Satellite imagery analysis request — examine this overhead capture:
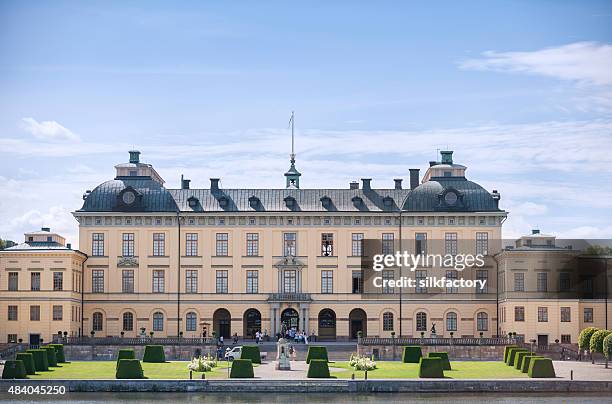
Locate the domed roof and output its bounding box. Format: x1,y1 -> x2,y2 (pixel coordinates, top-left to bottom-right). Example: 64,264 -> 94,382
79,178 -> 178,212
402,177 -> 500,212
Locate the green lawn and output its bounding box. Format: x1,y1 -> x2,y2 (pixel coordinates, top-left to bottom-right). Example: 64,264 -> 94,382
23,360 -> 526,380
28,361 -> 234,380
329,361 -> 529,379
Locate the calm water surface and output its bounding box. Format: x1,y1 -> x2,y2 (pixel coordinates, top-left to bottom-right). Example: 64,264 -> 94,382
0,392 -> 609,404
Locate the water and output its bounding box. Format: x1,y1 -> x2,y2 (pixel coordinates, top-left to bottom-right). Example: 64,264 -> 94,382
0,392 -> 609,403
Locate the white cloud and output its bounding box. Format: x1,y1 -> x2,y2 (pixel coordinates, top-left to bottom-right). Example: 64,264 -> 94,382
19,117 -> 80,141
459,42 -> 612,86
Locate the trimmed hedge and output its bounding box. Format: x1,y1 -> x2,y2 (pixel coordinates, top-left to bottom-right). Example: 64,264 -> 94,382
230,359 -> 254,378
418,357 -> 444,378
117,349 -> 136,361
307,359 -> 331,378
142,345 -> 166,363
26,349 -> 49,372
49,344 -> 66,363
402,346 -> 422,363
528,358 -> 556,378
241,345 -> 262,364
521,355 -> 544,373
506,348 -> 527,366
306,346 -> 329,364
2,360 -> 27,379
116,359 -> 145,379
428,352 -> 451,370
503,345 -> 518,363
15,353 -> 36,375
41,346 -> 58,367
604,333 -> 612,360
589,329 -> 611,354
514,351 -> 532,370
578,327 -> 599,351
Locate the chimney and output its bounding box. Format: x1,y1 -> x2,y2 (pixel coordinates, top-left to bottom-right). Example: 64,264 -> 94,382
66,243 -> 72,249
210,178 -> 220,193
532,229 -> 540,235
41,227 -> 50,232
350,181 -> 359,190
181,175 -> 190,190
491,189 -> 500,208
361,178 -> 371,191
394,179 -> 403,190
129,150 -> 140,164
409,169 -> 420,190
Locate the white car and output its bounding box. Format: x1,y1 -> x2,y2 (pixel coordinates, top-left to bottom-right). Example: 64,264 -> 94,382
223,346 -> 267,361
224,346 -> 242,361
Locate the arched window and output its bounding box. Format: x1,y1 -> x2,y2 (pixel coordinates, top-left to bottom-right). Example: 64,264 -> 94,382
92,312 -> 103,331
416,312 -> 427,332
153,312 -> 164,331
382,312 -> 394,331
477,312 -> 488,331
446,312 -> 457,332
122,312 -> 134,331
186,312 -> 197,332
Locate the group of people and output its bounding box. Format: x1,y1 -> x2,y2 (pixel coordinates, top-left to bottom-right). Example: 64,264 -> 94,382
254,330 -> 269,344
284,328 -> 309,344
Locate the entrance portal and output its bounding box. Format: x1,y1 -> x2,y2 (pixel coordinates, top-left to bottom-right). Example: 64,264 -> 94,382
349,308 -> 367,339
243,308 -> 262,339
281,308 -> 299,332
213,308 -> 231,338
318,309 -> 336,341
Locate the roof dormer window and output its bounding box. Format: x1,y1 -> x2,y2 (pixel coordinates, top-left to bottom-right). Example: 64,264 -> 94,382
320,196 -> 332,210
187,196 -> 199,209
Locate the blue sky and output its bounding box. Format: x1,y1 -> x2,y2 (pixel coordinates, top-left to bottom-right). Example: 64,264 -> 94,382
1,1 -> 611,246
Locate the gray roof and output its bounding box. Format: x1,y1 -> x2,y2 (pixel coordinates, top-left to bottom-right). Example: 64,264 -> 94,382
4,242 -> 72,251
77,175 -> 503,214
403,177 -> 500,212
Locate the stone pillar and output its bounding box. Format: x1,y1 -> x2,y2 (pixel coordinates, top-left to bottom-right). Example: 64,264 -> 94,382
269,306 -> 275,335
304,306 -> 310,335
275,305 -> 281,335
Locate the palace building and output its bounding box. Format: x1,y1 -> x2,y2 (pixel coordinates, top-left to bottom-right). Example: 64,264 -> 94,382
2,149 -> 608,345
70,149 -> 506,341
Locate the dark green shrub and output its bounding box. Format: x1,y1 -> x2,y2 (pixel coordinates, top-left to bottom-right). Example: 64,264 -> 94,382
514,351 -> 532,370
41,346 -> 58,367
578,327 -> 599,351
116,349 -> 136,368
506,348 -> 527,366
503,345 -> 518,363
49,344 -> 66,363
307,359 -> 331,378
418,357 -> 444,378
402,346 -> 422,363
2,360 -> 27,379
26,349 -> 49,371
230,359 -> 254,378
528,358 -> 556,378
116,359 -> 144,379
240,345 -> 262,364
520,355 -> 543,373
603,333 -> 612,360
15,353 -> 36,375
589,330 -> 611,354
428,352 -> 451,370
306,346 -> 329,364
142,345 -> 165,363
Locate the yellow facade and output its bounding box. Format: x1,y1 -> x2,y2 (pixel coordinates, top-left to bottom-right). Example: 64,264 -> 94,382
0,229 -> 86,344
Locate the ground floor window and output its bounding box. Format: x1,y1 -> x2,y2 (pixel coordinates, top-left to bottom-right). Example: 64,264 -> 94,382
153,312 -> 164,331
382,312 -> 394,331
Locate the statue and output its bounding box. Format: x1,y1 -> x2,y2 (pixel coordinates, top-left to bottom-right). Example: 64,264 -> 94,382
275,337 -> 291,370
430,323 -> 437,338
